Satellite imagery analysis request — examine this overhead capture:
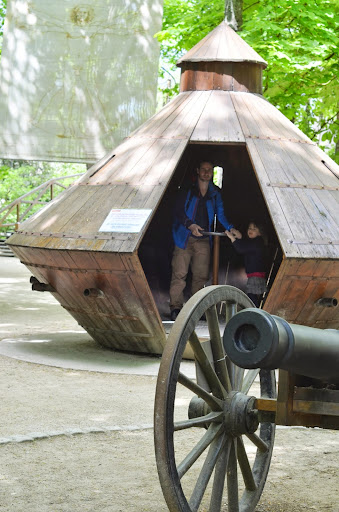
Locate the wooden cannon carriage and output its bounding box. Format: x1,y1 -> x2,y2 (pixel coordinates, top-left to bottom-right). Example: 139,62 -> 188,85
7,22 -> 339,355
154,285 -> 339,512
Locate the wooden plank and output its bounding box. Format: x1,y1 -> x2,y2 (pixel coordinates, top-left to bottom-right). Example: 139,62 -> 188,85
233,63 -> 260,93
135,91 -> 197,140
277,277 -> 314,322
283,258 -> 322,277
8,232 -> 55,250
82,275 -> 152,343
113,137 -> 175,184
292,278 -> 326,325
295,189 -> 339,255
275,188 -> 332,258
24,185 -> 98,235
91,137 -> 158,185
255,398 -> 277,412
294,387 -> 339,403
161,90 -> 210,140
186,27 -> 216,60
231,92 -> 268,139
276,370 -> 296,426
77,149 -> 116,184
72,250 -> 126,271
289,141 -> 339,188
296,278 -> 339,327
245,139 -> 301,257
47,185 -> 114,236
263,257 -> 293,314
275,143 -> 339,241
293,400 -> 339,417
253,138 -> 305,187
121,253 -> 165,341
191,90 -> 245,143
249,139 -> 335,258
128,92 -> 191,138
14,185 -> 95,235
222,64 -> 233,91
249,93 -> 311,142
211,64 -> 224,90
58,185 -> 136,237
264,259 -> 310,318
45,236 -> 107,252
180,68 -> 195,92
267,182 -> 339,191
195,65 -> 214,91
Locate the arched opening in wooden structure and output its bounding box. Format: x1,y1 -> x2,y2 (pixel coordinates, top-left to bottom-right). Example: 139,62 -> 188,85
138,142 -> 282,319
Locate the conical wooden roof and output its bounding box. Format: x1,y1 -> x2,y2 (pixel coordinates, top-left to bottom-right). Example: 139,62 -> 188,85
177,21 -> 267,67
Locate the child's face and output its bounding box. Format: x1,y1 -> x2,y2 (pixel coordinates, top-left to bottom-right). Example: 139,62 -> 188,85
247,223 -> 261,238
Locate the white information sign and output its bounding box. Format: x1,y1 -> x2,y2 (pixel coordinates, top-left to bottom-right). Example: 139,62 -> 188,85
99,209 -> 152,233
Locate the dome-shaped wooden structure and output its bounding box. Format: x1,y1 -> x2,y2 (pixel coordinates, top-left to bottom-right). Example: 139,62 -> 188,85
8,21 -> 339,353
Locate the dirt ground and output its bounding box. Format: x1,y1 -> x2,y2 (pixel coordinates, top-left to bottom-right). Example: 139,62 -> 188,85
0,257 -> 338,511
0,356 -> 338,512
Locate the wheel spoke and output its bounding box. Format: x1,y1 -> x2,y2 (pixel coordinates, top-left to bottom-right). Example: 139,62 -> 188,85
210,436 -> 232,511
189,330 -> 227,399
242,369 -> 260,394
206,305 -> 232,393
225,301 -> 237,323
245,432 -> 269,452
174,411 -> 223,431
225,357 -> 237,390
227,438 -> 239,512
237,436 -> 257,491
178,372 -> 223,411
189,432 -> 226,511
234,366 -> 245,391
177,423 -> 223,479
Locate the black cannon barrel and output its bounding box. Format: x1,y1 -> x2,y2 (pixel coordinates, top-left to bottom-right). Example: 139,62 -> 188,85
224,308 -> 339,383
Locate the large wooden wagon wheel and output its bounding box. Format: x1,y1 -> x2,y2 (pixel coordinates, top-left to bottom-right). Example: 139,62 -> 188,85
154,285 -> 276,512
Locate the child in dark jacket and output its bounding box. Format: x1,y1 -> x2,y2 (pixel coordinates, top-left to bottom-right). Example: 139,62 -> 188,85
226,221 -> 267,307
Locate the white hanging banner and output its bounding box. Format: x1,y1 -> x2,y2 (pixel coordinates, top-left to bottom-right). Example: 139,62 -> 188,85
0,0 -> 163,163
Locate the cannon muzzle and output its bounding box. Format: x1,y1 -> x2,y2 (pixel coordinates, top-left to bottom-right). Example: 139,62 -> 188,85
224,309 -> 339,383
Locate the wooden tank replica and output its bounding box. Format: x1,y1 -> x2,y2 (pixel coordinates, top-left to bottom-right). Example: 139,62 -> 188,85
7,22 -> 339,356
6,21 -> 339,512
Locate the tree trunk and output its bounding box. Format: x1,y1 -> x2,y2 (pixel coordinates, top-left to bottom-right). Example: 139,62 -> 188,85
224,0 -> 243,31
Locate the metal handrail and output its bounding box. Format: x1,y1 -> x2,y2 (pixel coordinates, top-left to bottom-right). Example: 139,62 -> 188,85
0,173 -> 84,231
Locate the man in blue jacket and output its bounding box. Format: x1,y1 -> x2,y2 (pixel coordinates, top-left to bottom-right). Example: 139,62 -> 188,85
169,160 -> 234,321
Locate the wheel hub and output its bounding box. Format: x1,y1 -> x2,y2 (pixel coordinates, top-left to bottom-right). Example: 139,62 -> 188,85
188,391 -> 259,436
223,391 -> 259,436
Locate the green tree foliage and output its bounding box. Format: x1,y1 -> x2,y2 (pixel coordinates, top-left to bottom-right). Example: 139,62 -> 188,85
157,0 -> 339,162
